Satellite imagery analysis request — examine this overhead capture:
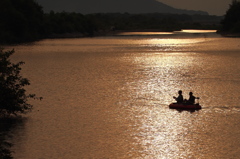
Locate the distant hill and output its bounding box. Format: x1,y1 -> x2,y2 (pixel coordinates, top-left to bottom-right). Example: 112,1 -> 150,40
36,0 -> 208,15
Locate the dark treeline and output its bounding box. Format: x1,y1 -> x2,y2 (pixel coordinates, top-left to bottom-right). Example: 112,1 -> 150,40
0,0 -> 96,43
220,0 -> 240,34
43,11 -> 97,38
0,0 -> 45,43
0,0 -> 222,44
88,13 -> 221,32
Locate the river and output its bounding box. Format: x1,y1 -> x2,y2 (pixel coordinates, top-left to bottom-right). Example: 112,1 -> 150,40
2,30 -> 240,158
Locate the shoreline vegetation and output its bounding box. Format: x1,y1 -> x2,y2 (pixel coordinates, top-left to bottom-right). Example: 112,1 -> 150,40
1,0 -> 240,44
217,0 -> 240,37
0,0 -> 239,158
0,48 -> 42,158
0,0 -> 225,45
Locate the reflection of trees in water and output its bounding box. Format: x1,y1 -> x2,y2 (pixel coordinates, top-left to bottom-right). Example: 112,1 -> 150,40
0,117 -> 26,159
0,138 -> 12,159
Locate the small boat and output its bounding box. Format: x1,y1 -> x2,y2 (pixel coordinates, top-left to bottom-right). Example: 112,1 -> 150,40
169,103 -> 202,110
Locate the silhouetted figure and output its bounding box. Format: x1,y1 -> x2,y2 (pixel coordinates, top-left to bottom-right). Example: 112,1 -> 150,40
173,90 -> 184,104
187,92 -> 196,104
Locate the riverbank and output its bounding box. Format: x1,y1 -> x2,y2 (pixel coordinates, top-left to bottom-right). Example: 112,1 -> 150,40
216,28 -> 240,37
217,31 -> 240,37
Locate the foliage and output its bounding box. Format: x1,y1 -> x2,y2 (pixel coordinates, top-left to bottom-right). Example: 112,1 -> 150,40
0,0 -> 45,43
0,138 -> 13,159
43,11 -> 97,37
0,0 -> 222,44
85,13 -> 221,32
221,0 -> 240,33
0,48 -> 40,117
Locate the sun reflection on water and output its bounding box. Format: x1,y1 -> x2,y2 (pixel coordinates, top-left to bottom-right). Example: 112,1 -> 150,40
180,29 -> 217,33
123,37 -> 208,157
9,33 -> 240,159
117,32 -> 174,36
147,38 -> 207,46
127,103 -> 201,158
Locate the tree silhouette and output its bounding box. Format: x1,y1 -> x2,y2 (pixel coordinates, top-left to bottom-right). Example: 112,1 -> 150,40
0,48 -> 41,117
0,0 -> 44,43
221,0 -> 240,33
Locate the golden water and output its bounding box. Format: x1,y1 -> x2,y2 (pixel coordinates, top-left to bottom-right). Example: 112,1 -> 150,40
3,31 -> 240,158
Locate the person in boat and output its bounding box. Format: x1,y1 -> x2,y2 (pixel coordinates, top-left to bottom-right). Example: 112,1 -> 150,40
173,90 -> 184,104
186,92 -> 196,104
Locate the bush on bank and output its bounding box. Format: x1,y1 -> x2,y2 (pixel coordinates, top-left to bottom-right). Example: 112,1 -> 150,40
0,48 -> 41,117
220,0 -> 240,34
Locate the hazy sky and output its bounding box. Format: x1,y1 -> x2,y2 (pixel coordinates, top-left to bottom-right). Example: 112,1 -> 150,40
158,0 -> 232,15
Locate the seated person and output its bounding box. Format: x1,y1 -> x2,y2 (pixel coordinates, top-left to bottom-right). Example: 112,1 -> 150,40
173,90 -> 184,104
187,92 -> 196,104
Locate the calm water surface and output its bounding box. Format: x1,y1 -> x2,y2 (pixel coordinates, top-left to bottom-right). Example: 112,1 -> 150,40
4,31 -> 240,158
